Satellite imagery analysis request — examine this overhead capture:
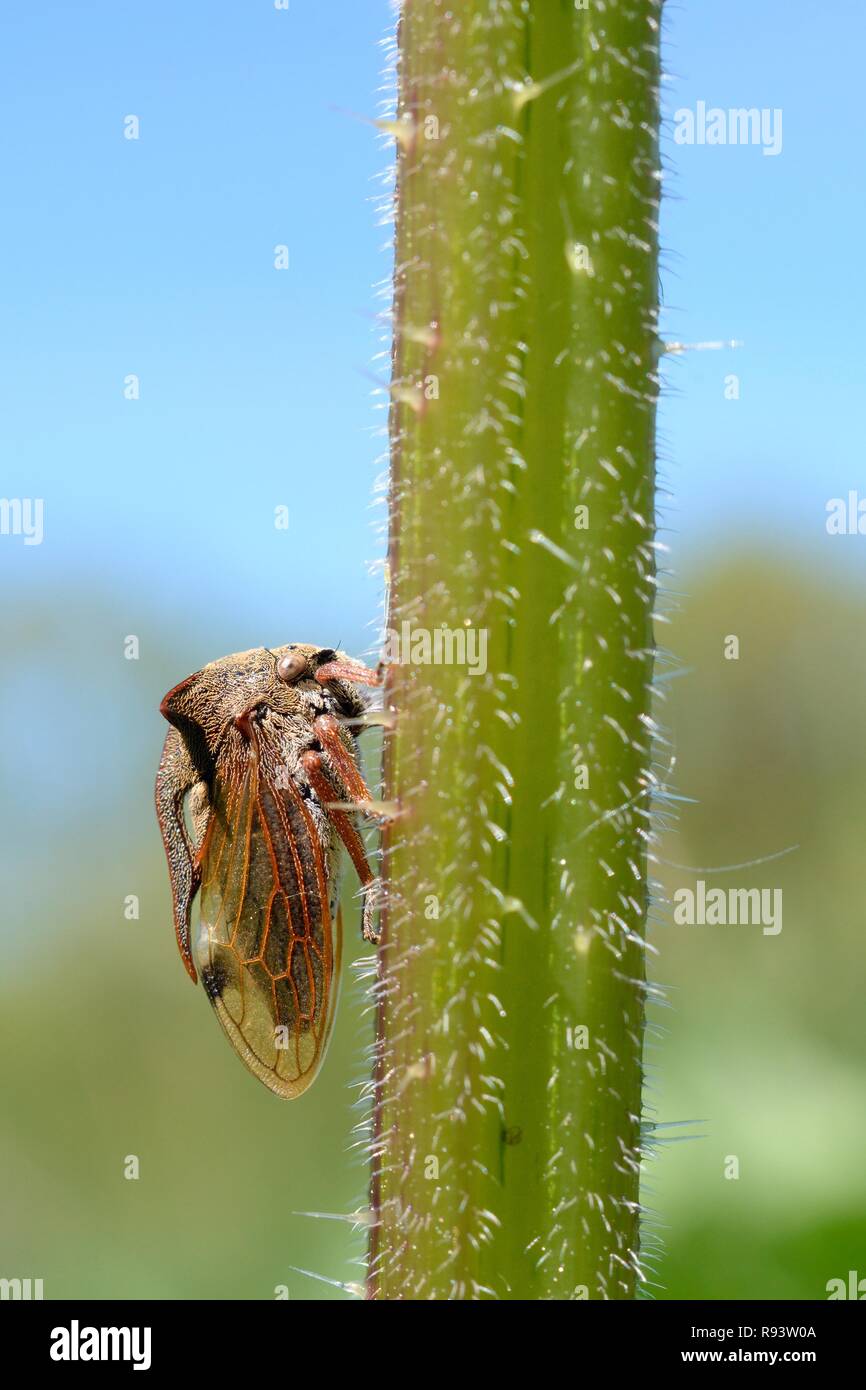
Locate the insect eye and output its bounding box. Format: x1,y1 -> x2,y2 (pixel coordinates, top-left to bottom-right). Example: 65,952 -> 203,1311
276,651 -> 307,684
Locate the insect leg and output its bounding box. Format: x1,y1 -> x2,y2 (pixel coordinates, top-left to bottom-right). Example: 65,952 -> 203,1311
300,749 -> 382,943
313,713 -> 372,804
310,711 -> 396,824
155,726 -> 210,982
314,657 -> 384,688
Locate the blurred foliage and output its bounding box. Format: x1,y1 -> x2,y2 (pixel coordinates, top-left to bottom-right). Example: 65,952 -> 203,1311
1,551 -> 863,1299
649,551 -> 866,1299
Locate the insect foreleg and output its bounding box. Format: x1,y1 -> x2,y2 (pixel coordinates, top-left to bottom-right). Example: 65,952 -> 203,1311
300,749 -> 382,944
311,712 -> 394,824
314,658 -> 384,688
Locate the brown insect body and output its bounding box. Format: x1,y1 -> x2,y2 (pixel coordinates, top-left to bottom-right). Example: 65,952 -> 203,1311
155,643 -> 382,1099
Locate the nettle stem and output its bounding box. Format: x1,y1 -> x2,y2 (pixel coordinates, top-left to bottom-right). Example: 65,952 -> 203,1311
368,0 -> 661,1300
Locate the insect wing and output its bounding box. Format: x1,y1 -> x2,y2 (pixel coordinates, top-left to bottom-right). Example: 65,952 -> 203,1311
195,727 -> 341,1098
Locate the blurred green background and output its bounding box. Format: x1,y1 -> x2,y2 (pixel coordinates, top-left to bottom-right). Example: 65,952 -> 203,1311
647,552 -> 866,1299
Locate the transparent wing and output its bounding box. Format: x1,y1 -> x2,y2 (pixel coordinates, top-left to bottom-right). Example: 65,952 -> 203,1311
195,726 -> 341,1098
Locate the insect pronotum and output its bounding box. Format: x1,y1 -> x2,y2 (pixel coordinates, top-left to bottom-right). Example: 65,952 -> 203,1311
155,643 -> 385,1099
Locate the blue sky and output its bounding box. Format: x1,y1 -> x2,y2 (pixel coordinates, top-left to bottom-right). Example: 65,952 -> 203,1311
2,0 -> 864,659
1,0 -> 396,659
659,0 -> 866,560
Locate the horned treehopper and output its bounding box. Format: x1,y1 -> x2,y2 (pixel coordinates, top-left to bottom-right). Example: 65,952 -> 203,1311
155,644 -> 384,1098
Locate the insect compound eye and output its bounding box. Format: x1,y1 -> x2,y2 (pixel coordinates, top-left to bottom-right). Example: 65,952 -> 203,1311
276,651 -> 308,684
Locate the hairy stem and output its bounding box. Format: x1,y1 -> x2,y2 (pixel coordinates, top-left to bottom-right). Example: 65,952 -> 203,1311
368,0 -> 661,1301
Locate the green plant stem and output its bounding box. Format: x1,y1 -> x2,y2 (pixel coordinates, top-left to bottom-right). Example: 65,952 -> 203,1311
368,0 -> 661,1300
